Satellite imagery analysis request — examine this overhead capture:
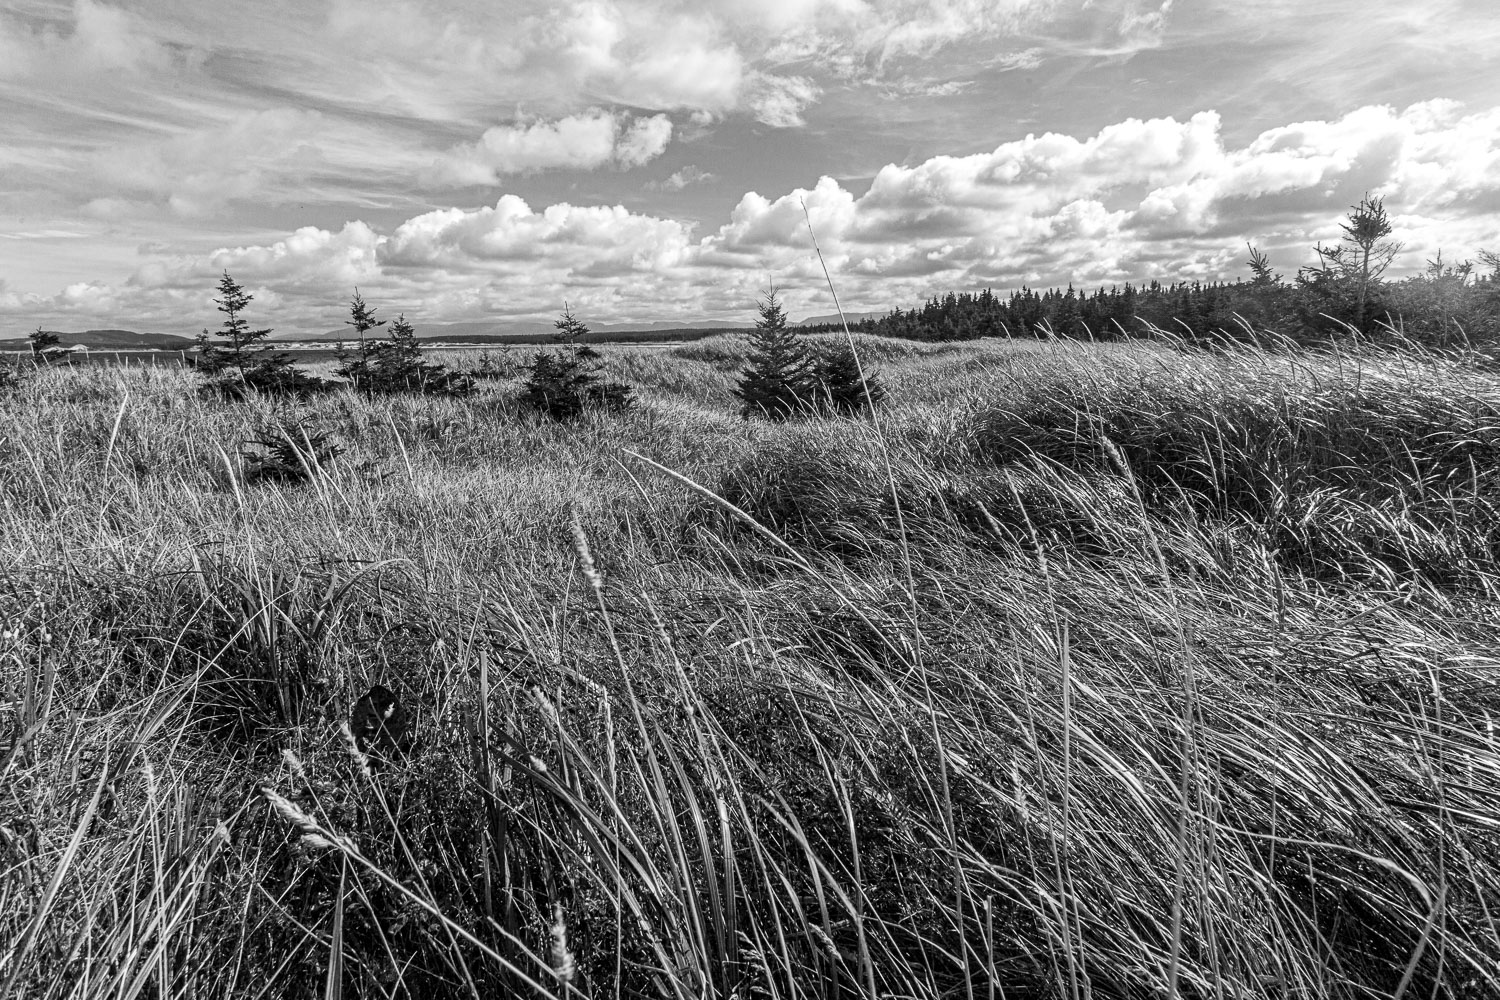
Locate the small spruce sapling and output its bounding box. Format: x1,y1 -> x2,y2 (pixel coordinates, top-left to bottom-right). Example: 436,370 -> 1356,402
734,285 -> 815,420
333,290 -> 387,391
28,326 -> 65,366
1296,195 -> 1403,334
519,305 -> 634,419
380,313 -> 421,384
811,340 -> 886,415
1239,242 -> 1290,337
241,423 -> 343,486
470,347 -> 519,380
377,314 -> 475,396
1338,194 -> 1402,321
1246,244 -> 1280,286
195,271 -> 274,378
194,271 -> 323,395
334,296 -> 475,396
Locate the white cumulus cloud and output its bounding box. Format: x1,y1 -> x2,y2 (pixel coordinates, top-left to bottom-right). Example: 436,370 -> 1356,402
9,100 -> 1500,336
382,196 -> 694,272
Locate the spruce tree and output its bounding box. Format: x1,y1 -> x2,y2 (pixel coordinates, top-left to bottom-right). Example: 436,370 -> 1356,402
1246,244 -> 1280,286
1297,195 -> 1403,334
28,326 -> 65,366
333,290 -> 386,391
242,423 -> 343,486
333,295 -> 474,397
194,271 -> 318,395
195,271 -> 273,377
375,314 -> 475,396
519,305 -> 633,419
734,285 -> 814,420
373,313 -> 422,388
811,340 -> 886,415
1337,194 -> 1402,322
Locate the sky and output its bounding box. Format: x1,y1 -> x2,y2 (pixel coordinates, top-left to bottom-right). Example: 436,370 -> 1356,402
2,0 -> 1499,336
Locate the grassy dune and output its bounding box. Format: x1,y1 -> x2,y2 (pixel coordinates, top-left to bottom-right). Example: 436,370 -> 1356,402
2,334 -> 1499,998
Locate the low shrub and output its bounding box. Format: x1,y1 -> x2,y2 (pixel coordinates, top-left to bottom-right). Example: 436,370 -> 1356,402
335,297 -> 475,397
519,307 -> 635,419
28,326 -> 68,366
193,271 -> 330,398
469,347 -> 522,380
199,365 -> 333,399
519,347 -> 634,419
810,340 -> 887,415
241,423 -> 343,486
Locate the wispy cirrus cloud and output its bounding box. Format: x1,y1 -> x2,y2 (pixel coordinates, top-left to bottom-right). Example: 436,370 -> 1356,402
0,230 -> 89,240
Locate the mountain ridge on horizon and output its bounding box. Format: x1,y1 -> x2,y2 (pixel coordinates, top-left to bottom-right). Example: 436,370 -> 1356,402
5,310 -> 891,350
292,311 -> 889,342
0,328 -> 196,351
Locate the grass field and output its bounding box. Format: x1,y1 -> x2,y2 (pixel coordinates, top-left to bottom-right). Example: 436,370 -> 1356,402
3,331 -> 1499,998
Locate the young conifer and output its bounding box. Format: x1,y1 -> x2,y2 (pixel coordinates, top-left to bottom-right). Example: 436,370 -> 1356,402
1246,243 -> 1280,286
734,285 -> 814,420
470,347 -> 519,381
241,423 -> 343,486
519,305 -> 633,418
374,313 -> 422,388
333,290 -> 386,391
376,314 -> 475,396
195,271 -> 274,377
332,296 -> 473,396
812,340 -> 886,415
194,271 -> 320,395
28,326 -> 65,366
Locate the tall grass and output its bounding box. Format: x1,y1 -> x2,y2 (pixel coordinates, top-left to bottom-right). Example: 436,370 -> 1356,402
2,338 -> 1499,998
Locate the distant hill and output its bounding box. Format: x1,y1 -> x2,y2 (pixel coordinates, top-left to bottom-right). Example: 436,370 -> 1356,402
284,318 -> 748,344
795,310 -> 888,327
0,329 -> 196,351
3,315 -> 880,353
286,320 -> 531,343
597,319 -> 745,335
278,313 -> 891,342
408,327 -> 749,346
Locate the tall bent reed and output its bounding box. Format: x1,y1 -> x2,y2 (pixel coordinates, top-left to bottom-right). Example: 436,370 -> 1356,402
3,340 -> 1500,998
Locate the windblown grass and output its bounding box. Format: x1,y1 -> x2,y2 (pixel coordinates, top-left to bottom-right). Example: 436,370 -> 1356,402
963,342 -> 1500,587
3,336 -> 1500,998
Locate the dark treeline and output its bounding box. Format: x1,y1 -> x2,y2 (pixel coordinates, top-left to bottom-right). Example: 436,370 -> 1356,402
834,272 -> 1500,346
805,199 -> 1500,347
807,280 -> 1290,342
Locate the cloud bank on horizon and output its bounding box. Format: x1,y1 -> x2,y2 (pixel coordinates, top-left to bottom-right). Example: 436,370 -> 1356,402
2,0 -> 1498,334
